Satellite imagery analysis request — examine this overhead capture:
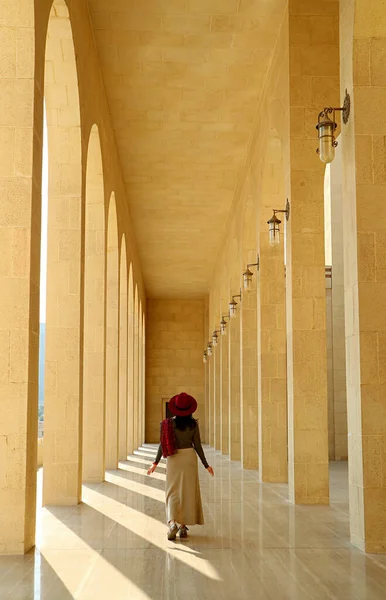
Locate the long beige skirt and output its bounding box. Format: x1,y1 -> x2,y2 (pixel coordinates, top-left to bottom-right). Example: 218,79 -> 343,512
165,448 -> 204,525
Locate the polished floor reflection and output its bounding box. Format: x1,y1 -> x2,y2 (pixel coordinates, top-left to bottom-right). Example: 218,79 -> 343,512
1,448 -> 386,599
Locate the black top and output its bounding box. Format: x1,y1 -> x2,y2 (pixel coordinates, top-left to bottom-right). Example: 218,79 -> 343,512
154,419 -> 209,468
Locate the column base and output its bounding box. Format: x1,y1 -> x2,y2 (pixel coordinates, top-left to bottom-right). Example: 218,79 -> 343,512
350,534 -> 365,552
0,541 -> 34,556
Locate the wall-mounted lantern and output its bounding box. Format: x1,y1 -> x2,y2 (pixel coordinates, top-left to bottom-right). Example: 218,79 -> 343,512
243,256 -> 260,291
316,90 -> 350,163
229,291 -> 241,318
207,342 -> 213,356
220,314 -> 230,335
267,200 -> 290,247
203,351 -> 207,364
212,330 -> 220,347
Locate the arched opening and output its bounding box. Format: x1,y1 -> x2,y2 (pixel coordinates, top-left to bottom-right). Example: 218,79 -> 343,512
43,0 -> 82,506
105,193 -> 119,469
127,264 -> 134,455
133,285 -> 139,451
119,237 -> 128,460
82,124 -> 105,483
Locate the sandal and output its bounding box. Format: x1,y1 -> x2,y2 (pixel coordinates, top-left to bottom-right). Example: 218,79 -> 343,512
167,522 -> 178,540
178,526 -> 189,539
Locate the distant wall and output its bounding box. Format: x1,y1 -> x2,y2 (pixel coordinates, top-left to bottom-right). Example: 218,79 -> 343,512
145,299 -> 205,443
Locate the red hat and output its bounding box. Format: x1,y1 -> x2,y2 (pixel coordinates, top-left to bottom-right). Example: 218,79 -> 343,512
168,392 -> 197,416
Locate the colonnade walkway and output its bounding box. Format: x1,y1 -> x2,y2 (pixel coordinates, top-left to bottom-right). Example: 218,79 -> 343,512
1,448 -> 386,599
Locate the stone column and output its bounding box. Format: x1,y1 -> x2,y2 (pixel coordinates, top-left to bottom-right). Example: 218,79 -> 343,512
105,198 -> 119,470
133,294 -> 139,451
138,309 -> 143,449
230,313 -> 241,461
203,299 -> 209,444
0,0 -> 38,553
257,242 -> 287,481
340,0 -> 386,553
285,0 -> 340,504
43,189 -> 83,504
127,269 -> 134,454
221,332 -> 229,454
208,359 -> 214,446
82,127 -> 105,483
242,286 -> 259,470
43,4 -> 85,505
136,313 -> 140,450
118,247 -> 128,461
214,343 -> 221,450
204,362 -> 209,444
142,315 -> 146,445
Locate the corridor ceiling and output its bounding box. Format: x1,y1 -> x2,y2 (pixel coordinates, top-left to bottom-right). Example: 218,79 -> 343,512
87,0 -> 285,298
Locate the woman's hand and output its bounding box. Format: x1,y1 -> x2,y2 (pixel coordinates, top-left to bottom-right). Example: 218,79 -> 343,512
147,463 -> 157,476
207,466 -> 214,476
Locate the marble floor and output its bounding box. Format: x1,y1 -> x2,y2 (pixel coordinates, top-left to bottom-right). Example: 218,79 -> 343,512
1,447 -> 386,599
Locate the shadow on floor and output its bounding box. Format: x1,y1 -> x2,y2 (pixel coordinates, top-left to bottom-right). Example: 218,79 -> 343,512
83,479 -> 166,525
0,549 -> 74,599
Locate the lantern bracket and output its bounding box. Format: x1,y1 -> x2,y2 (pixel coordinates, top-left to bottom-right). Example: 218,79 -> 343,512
246,255 -> 260,272
316,90 -> 350,153
271,199 -> 290,222
321,89 -> 350,125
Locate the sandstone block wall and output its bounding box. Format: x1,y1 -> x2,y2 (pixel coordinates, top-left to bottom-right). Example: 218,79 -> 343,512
145,299 -> 205,443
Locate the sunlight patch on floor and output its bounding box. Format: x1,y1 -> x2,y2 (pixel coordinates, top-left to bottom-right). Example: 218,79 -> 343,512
83,487 -> 222,581
105,472 -> 165,502
39,512 -> 152,599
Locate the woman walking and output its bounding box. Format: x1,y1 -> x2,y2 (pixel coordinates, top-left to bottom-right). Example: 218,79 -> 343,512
147,392 -> 214,540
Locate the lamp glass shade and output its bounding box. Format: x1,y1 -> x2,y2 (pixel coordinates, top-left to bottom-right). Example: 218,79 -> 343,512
220,319 -> 227,335
203,352 -> 207,364
207,343 -> 212,356
317,121 -> 336,164
212,332 -> 218,347
229,301 -> 237,318
269,223 -> 280,247
243,268 -> 253,291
